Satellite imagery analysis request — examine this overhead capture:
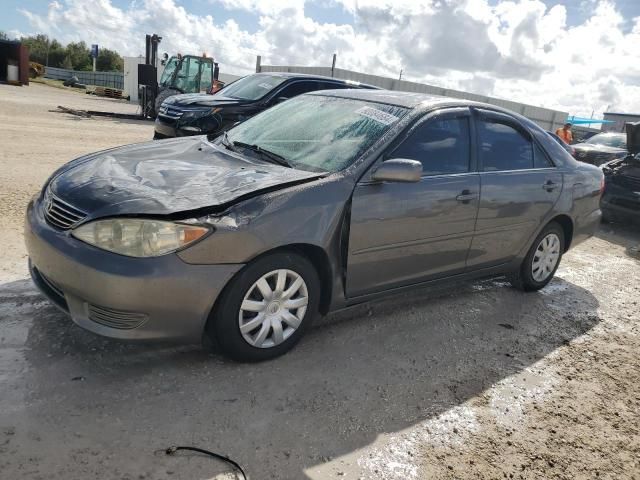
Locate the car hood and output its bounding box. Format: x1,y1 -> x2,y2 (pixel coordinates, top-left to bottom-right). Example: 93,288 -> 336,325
48,136 -> 322,219
165,93 -> 251,108
573,142 -> 627,154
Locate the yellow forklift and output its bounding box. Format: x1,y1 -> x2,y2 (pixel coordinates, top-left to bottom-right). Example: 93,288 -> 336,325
139,34 -> 220,118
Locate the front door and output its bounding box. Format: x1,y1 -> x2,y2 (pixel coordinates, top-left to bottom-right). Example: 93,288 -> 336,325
466,109 -> 563,269
346,108 -> 480,297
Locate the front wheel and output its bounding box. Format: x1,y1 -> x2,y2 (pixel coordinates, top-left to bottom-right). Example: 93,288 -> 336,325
508,222 -> 565,292
206,252 -> 320,362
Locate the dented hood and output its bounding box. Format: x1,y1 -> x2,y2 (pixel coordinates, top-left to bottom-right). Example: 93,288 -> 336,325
48,136 -> 322,219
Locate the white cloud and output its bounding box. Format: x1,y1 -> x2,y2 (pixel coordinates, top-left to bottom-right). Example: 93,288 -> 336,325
16,0 -> 640,117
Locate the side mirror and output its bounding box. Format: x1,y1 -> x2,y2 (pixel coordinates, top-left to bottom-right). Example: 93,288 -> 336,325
371,159 -> 422,183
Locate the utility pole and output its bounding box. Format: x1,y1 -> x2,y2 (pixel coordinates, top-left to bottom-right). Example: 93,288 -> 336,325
331,53 -> 337,77
399,69 -> 403,81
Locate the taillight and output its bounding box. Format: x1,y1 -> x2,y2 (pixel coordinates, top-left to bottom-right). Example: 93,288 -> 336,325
599,177 -> 605,196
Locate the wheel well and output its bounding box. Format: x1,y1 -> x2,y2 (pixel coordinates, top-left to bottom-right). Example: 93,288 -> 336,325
279,244 -> 333,315
204,243 -> 333,341
549,215 -> 574,252
226,244 -> 333,316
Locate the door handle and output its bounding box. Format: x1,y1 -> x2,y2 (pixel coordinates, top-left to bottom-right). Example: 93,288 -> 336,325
542,180 -> 559,192
456,190 -> 478,203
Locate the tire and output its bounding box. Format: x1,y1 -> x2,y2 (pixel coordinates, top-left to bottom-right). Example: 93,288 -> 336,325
154,88 -> 181,116
508,222 -> 565,292
206,251 -> 320,362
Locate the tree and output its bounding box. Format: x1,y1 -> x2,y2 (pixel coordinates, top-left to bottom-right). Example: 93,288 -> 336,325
21,34 -> 52,65
0,31 -> 10,41
65,41 -> 91,70
96,47 -> 123,72
20,34 -> 124,71
62,55 -> 73,70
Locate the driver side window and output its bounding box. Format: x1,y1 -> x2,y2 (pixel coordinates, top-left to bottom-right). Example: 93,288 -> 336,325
391,116 -> 471,176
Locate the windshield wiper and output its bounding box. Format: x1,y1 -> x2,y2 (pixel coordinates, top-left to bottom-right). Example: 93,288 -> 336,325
232,141 -> 293,168
220,131 -> 236,151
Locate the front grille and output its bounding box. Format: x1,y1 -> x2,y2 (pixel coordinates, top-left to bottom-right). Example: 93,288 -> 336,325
158,104 -> 184,121
44,192 -> 87,230
87,304 -> 148,330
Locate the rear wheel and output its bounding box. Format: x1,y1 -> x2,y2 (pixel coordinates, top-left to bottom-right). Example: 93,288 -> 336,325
508,222 -> 564,292
206,252 -> 320,362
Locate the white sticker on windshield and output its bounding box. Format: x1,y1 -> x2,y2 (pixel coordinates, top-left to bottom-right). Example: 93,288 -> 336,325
258,82 -> 273,89
355,106 -> 399,125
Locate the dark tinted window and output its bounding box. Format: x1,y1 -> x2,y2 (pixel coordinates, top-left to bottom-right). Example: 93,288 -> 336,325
478,120 -> 533,171
219,74 -> 288,100
391,117 -> 470,175
316,81 -> 347,90
587,133 -> 626,149
277,81 -> 322,99
534,142 -> 553,168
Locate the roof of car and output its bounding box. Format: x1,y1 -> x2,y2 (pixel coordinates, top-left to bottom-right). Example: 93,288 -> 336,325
307,88 -> 459,108
255,71 -> 379,88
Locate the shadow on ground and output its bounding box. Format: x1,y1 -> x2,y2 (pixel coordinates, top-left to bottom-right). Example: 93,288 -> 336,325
0,273 -> 600,480
595,220 -> 640,259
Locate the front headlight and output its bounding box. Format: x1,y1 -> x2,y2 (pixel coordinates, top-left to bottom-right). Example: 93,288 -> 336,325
181,107 -> 221,121
72,219 -> 210,257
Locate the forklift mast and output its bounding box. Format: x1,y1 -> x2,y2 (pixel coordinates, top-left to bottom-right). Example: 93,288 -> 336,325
138,33 -> 220,118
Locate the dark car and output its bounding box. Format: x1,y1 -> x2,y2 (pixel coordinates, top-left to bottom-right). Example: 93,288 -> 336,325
600,123 -> 640,223
573,132 -> 628,166
26,90 -> 603,361
153,72 -> 378,139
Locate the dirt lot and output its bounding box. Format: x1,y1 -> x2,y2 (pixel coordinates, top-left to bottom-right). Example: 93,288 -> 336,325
0,83 -> 639,480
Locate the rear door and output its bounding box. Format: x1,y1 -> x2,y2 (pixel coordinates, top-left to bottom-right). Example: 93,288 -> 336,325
346,108 -> 480,297
467,109 -> 563,269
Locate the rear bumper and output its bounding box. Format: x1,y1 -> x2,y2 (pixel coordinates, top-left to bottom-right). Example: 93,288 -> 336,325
25,197 -> 243,342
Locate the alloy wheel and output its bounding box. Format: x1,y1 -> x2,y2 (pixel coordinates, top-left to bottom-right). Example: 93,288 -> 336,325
238,269 -> 309,349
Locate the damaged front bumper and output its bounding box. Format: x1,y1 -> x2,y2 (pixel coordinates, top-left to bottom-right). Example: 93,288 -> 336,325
25,197 -> 243,342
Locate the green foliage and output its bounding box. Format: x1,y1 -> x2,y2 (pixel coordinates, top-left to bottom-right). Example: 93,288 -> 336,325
19,34 -> 123,72
96,48 -> 124,72
0,31 -> 10,40
62,55 -> 73,70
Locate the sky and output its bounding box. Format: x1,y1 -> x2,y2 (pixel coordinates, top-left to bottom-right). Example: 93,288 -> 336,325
1,0 -> 639,118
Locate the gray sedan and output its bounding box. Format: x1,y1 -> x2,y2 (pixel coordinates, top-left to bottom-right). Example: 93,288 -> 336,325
25,90 -> 603,361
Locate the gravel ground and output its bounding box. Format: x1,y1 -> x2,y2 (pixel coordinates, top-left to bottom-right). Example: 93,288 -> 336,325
0,83 -> 639,480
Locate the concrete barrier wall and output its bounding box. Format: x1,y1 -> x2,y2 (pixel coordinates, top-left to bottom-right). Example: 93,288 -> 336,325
44,66 -> 124,89
261,65 -> 567,131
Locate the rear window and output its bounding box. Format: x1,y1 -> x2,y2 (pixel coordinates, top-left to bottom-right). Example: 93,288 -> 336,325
587,133 -> 626,149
